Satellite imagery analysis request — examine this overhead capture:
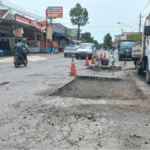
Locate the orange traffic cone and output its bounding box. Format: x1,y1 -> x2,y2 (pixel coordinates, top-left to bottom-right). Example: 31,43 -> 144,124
99,53 -> 103,61
85,55 -> 89,66
70,61 -> 77,76
91,55 -> 95,64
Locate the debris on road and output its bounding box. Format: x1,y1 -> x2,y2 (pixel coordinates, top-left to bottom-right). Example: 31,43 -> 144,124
101,58 -> 109,66
87,64 -> 122,71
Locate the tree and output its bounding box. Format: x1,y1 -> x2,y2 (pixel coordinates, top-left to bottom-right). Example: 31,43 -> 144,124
103,33 -> 112,49
70,3 -> 89,40
83,32 -> 93,43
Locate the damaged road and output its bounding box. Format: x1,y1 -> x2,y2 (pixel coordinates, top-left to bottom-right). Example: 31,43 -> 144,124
0,52 -> 150,149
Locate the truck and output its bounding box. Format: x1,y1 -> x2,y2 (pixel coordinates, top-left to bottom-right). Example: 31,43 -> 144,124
118,42 -> 134,61
132,15 -> 150,83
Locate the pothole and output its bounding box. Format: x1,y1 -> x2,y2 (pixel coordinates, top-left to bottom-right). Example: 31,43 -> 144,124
50,76 -> 147,100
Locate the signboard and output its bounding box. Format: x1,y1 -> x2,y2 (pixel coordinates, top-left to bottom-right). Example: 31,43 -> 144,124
15,14 -> 45,31
14,27 -> 24,37
47,26 -> 53,41
15,14 -> 32,25
46,7 -> 63,18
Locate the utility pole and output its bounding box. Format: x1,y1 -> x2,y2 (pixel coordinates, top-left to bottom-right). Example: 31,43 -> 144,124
139,13 -> 141,33
139,13 -> 144,33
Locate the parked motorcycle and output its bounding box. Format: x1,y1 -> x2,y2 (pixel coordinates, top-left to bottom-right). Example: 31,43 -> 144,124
13,51 -> 28,68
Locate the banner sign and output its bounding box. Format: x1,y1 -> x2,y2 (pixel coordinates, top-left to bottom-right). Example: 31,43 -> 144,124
47,26 -> 53,41
46,7 -> 63,18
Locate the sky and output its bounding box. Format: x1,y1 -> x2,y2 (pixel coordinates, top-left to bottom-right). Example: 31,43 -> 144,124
0,0 -> 150,43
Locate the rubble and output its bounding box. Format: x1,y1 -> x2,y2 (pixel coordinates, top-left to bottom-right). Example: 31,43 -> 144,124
87,64 -> 122,71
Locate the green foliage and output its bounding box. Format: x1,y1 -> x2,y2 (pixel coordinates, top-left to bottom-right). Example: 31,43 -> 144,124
69,3 -> 89,26
127,34 -> 142,41
83,32 -> 93,43
103,33 -> 112,49
82,32 -> 102,49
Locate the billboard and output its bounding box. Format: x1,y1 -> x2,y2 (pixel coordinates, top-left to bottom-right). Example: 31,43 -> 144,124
47,26 -> 53,41
46,7 -> 63,18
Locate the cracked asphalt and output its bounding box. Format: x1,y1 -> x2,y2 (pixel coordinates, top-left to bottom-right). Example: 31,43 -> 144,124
0,51 -> 150,149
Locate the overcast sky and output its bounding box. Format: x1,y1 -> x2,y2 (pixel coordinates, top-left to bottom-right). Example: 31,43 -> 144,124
1,0 -> 150,43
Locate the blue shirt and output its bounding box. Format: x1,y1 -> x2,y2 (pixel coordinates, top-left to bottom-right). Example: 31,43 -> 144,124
14,43 -> 27,54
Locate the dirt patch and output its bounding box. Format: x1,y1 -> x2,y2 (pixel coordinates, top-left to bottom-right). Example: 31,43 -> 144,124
50,77 -> 147,100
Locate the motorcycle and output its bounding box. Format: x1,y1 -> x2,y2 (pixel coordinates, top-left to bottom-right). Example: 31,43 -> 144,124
13,51 -> 28,68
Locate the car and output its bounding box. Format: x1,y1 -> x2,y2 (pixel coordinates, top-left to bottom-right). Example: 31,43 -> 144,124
75,43 -> 96,59
64,45 -> 78,57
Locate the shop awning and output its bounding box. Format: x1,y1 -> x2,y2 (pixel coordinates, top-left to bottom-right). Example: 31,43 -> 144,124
0,18 -> 41,32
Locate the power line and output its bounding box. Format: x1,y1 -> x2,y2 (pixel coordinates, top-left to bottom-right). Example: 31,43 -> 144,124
123,0 -> 150,31
141,0 -> 150,13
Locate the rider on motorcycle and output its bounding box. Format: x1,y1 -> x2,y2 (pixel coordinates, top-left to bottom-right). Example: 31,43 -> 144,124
14,39 -> 29,63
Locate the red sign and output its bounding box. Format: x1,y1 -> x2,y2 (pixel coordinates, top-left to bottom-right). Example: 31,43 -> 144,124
15,14 -> 32,25
14,14 -> 45,31
46,7 -> 63,18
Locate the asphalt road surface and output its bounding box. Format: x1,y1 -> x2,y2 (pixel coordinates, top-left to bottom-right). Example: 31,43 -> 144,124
0,51 -> 150,149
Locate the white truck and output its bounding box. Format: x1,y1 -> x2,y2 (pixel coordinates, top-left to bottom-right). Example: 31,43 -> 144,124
132,15 -> 150,83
